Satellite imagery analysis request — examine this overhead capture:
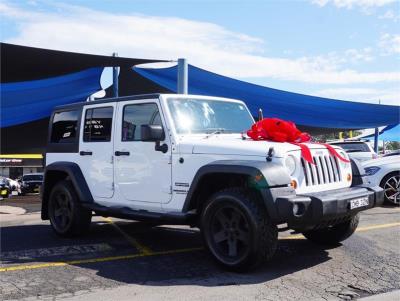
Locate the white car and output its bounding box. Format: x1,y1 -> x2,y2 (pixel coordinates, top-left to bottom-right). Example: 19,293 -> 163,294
363,156 -> 400,205
329,141 -> 377,162
7,178 -> 21,195
41,93 -> 383,271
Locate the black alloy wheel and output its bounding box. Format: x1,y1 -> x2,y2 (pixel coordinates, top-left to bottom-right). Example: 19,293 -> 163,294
201,188 -> 278,271
51,189 -> 73,232
48,180 -> 91,237
209,205 -> 251,264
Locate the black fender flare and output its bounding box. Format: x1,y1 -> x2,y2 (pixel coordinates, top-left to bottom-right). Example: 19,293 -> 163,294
182,160 -> 292,220
350,158 -> 367,186
41,162 -> 93,219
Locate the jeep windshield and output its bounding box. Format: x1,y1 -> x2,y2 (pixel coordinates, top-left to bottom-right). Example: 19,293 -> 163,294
167,98 -> 254,134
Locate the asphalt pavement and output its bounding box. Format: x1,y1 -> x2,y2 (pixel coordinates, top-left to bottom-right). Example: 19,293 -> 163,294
1,195 -> 399,301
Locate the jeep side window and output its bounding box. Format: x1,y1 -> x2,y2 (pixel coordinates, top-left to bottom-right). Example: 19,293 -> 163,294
50,110 -> 79,143
122,103 -> 161,141
83,107 -> 113,142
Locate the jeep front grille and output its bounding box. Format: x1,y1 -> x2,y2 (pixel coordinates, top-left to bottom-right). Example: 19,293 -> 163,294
301,155 -> 341,186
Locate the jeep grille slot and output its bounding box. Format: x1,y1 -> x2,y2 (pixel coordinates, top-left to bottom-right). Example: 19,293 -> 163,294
301,154 -> 342,186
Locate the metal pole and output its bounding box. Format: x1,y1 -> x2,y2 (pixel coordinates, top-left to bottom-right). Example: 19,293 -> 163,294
374,127 -> 379,153
112,52 -> 119,97
177,58 -> 188,94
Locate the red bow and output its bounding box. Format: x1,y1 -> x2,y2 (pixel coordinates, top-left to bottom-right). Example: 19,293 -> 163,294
247,118 -> 350,164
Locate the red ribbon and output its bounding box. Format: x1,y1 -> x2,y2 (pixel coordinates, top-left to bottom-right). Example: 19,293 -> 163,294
247,118 -> 350,164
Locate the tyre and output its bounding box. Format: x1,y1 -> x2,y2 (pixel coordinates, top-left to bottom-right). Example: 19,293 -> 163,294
302,214 -> 359,245
201,188 -> 278,272
48,180 -> 92,237
380,171 -> 400,205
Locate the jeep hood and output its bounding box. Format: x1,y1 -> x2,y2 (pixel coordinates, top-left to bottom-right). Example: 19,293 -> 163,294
178,135 -> 332,158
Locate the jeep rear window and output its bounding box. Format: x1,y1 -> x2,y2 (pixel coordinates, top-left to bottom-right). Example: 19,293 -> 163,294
167,98 -> 254,134
83,107 -> 113,142
50,110 -> 79,143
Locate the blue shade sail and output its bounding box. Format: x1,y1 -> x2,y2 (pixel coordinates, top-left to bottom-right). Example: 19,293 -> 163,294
365,124 -> 400,142
1,68 -> 103,127
134,65 -> 400,129
379,124 -> 400,141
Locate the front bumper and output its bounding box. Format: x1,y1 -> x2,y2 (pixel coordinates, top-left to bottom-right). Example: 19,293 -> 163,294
270,185 -> 383,230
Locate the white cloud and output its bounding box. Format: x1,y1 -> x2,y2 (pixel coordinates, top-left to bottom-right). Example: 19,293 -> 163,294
311,0 -> 397,9
1,2 -> 399,86
379,33 -> 400,54
313,87 -> 400,105
379,9 -> 400,21
317,48 -> 374,66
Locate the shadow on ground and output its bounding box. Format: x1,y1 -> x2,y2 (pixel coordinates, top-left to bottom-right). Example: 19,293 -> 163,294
1,220 -> 333,287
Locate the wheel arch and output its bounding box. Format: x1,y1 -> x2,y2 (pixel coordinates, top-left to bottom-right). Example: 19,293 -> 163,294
41,162 -> 93,220
182,160 -> 291,220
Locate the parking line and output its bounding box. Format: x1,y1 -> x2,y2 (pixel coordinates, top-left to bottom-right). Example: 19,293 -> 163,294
1,222 -> 399,273
281,222 -> 400,240
356,222 -> 400,232
0,247 -> 203,273
102,217 -> 153,255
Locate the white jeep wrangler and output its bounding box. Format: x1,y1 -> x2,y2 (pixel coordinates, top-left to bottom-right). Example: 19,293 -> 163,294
42,94 -> 383,271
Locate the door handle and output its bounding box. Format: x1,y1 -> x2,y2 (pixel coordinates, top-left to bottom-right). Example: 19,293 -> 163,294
79,151 -> 92,156
115,151 -> 130,156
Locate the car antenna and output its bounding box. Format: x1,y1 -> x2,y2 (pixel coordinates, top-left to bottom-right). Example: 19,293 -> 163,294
258,108 -> 263,121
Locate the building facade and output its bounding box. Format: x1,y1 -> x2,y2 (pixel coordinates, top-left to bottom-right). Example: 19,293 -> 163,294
0,154 -> 43,179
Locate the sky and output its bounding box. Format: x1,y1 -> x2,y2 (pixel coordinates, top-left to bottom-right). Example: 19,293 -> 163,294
1,0 -> 399,106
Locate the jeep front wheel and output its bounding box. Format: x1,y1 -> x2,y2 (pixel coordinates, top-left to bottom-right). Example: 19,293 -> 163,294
201,188 -> 278,272
48,180 -> 92,237
302,214 -> 359,245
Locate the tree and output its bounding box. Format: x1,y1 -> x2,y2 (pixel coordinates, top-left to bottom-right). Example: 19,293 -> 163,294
385,141 -> 400,150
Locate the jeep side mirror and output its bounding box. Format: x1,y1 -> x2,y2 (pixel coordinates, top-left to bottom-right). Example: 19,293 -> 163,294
141,125 -> 168,153
141,125 -> 165,142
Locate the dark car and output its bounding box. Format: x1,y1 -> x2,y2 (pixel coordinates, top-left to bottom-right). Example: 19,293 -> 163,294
0,177 -> 11,198
21,173 -> 44,195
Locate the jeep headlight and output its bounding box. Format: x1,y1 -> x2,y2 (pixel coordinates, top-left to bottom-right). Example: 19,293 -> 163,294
285,155 -> 297,176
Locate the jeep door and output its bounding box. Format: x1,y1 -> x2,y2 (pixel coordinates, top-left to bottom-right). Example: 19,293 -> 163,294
114,100 -> 172,205
79,104 -> 116,199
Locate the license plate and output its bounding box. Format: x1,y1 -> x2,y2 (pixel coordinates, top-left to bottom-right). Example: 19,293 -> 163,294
350,196 -> 369,210
1,190 -> 7,195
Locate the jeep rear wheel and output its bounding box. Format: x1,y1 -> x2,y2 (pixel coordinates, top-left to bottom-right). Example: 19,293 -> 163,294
201,188 -> 278,272
48,180 -> 92,237
302,214 -> 359,245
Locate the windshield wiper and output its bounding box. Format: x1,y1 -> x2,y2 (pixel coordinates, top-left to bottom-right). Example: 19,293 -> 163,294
204,128 -> 228,138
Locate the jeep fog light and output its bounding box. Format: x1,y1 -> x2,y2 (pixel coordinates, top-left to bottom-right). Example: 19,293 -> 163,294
285,155 -> 296,176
